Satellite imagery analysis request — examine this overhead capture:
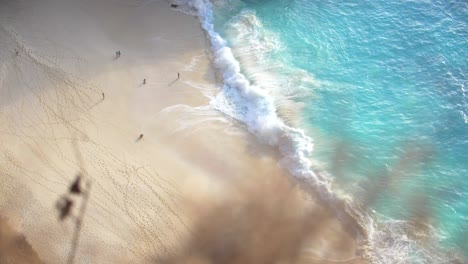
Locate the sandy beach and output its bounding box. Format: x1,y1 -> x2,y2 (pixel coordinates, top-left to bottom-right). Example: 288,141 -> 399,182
0,0 -> 365,263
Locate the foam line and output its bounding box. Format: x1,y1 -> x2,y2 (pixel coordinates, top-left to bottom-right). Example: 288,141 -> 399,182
181,0 -> 327,185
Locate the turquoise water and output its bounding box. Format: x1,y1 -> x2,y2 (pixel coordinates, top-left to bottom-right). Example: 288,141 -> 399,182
202,0 -> 467,262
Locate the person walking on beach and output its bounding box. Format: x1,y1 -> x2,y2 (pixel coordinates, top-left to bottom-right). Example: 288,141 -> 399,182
143,79 -> 146,84
116,51 -> 121,58
177,72 -> 180,80
102,92 -> 105,100
137,134 -> 144,142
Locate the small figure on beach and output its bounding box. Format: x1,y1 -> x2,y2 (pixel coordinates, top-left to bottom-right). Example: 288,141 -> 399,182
177,72 -> 180,80
116,51 -> 121,58
137,134 -> 144,142
57,197 -> 74,220
69,175 -> 82,194
15,49 -> 18,56
102,92 -> 105,100
143,79 -> 146,84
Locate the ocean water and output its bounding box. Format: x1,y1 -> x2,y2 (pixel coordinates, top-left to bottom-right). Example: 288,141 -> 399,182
182,0 -> 468,262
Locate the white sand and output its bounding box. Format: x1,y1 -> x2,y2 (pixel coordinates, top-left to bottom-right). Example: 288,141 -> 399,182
0,0 -> 365,263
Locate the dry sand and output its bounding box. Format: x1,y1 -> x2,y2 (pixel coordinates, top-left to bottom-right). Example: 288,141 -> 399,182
0,0 -> 365,263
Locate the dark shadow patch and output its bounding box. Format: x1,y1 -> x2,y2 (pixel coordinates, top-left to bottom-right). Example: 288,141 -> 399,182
0,216 -> 45,264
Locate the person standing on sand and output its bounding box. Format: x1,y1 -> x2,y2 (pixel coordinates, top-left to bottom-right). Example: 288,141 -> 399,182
102,92 -> 105,100
177,72 -> 180,79
137,134 -> 144,142
143,79 -> 146,84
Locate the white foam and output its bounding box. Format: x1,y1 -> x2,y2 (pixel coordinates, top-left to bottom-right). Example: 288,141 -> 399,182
225,10 -> 316,123
179,0 -> 333,191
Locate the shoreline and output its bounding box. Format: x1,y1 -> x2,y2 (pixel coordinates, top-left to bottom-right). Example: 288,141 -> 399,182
0,0 -> 365,263
196,1 -> 468,263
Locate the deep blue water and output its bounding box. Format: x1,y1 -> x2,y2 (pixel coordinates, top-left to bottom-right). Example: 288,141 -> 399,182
208,0 -> 467,262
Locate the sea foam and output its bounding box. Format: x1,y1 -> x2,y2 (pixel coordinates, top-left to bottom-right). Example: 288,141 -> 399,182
179,0 -> 328,182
